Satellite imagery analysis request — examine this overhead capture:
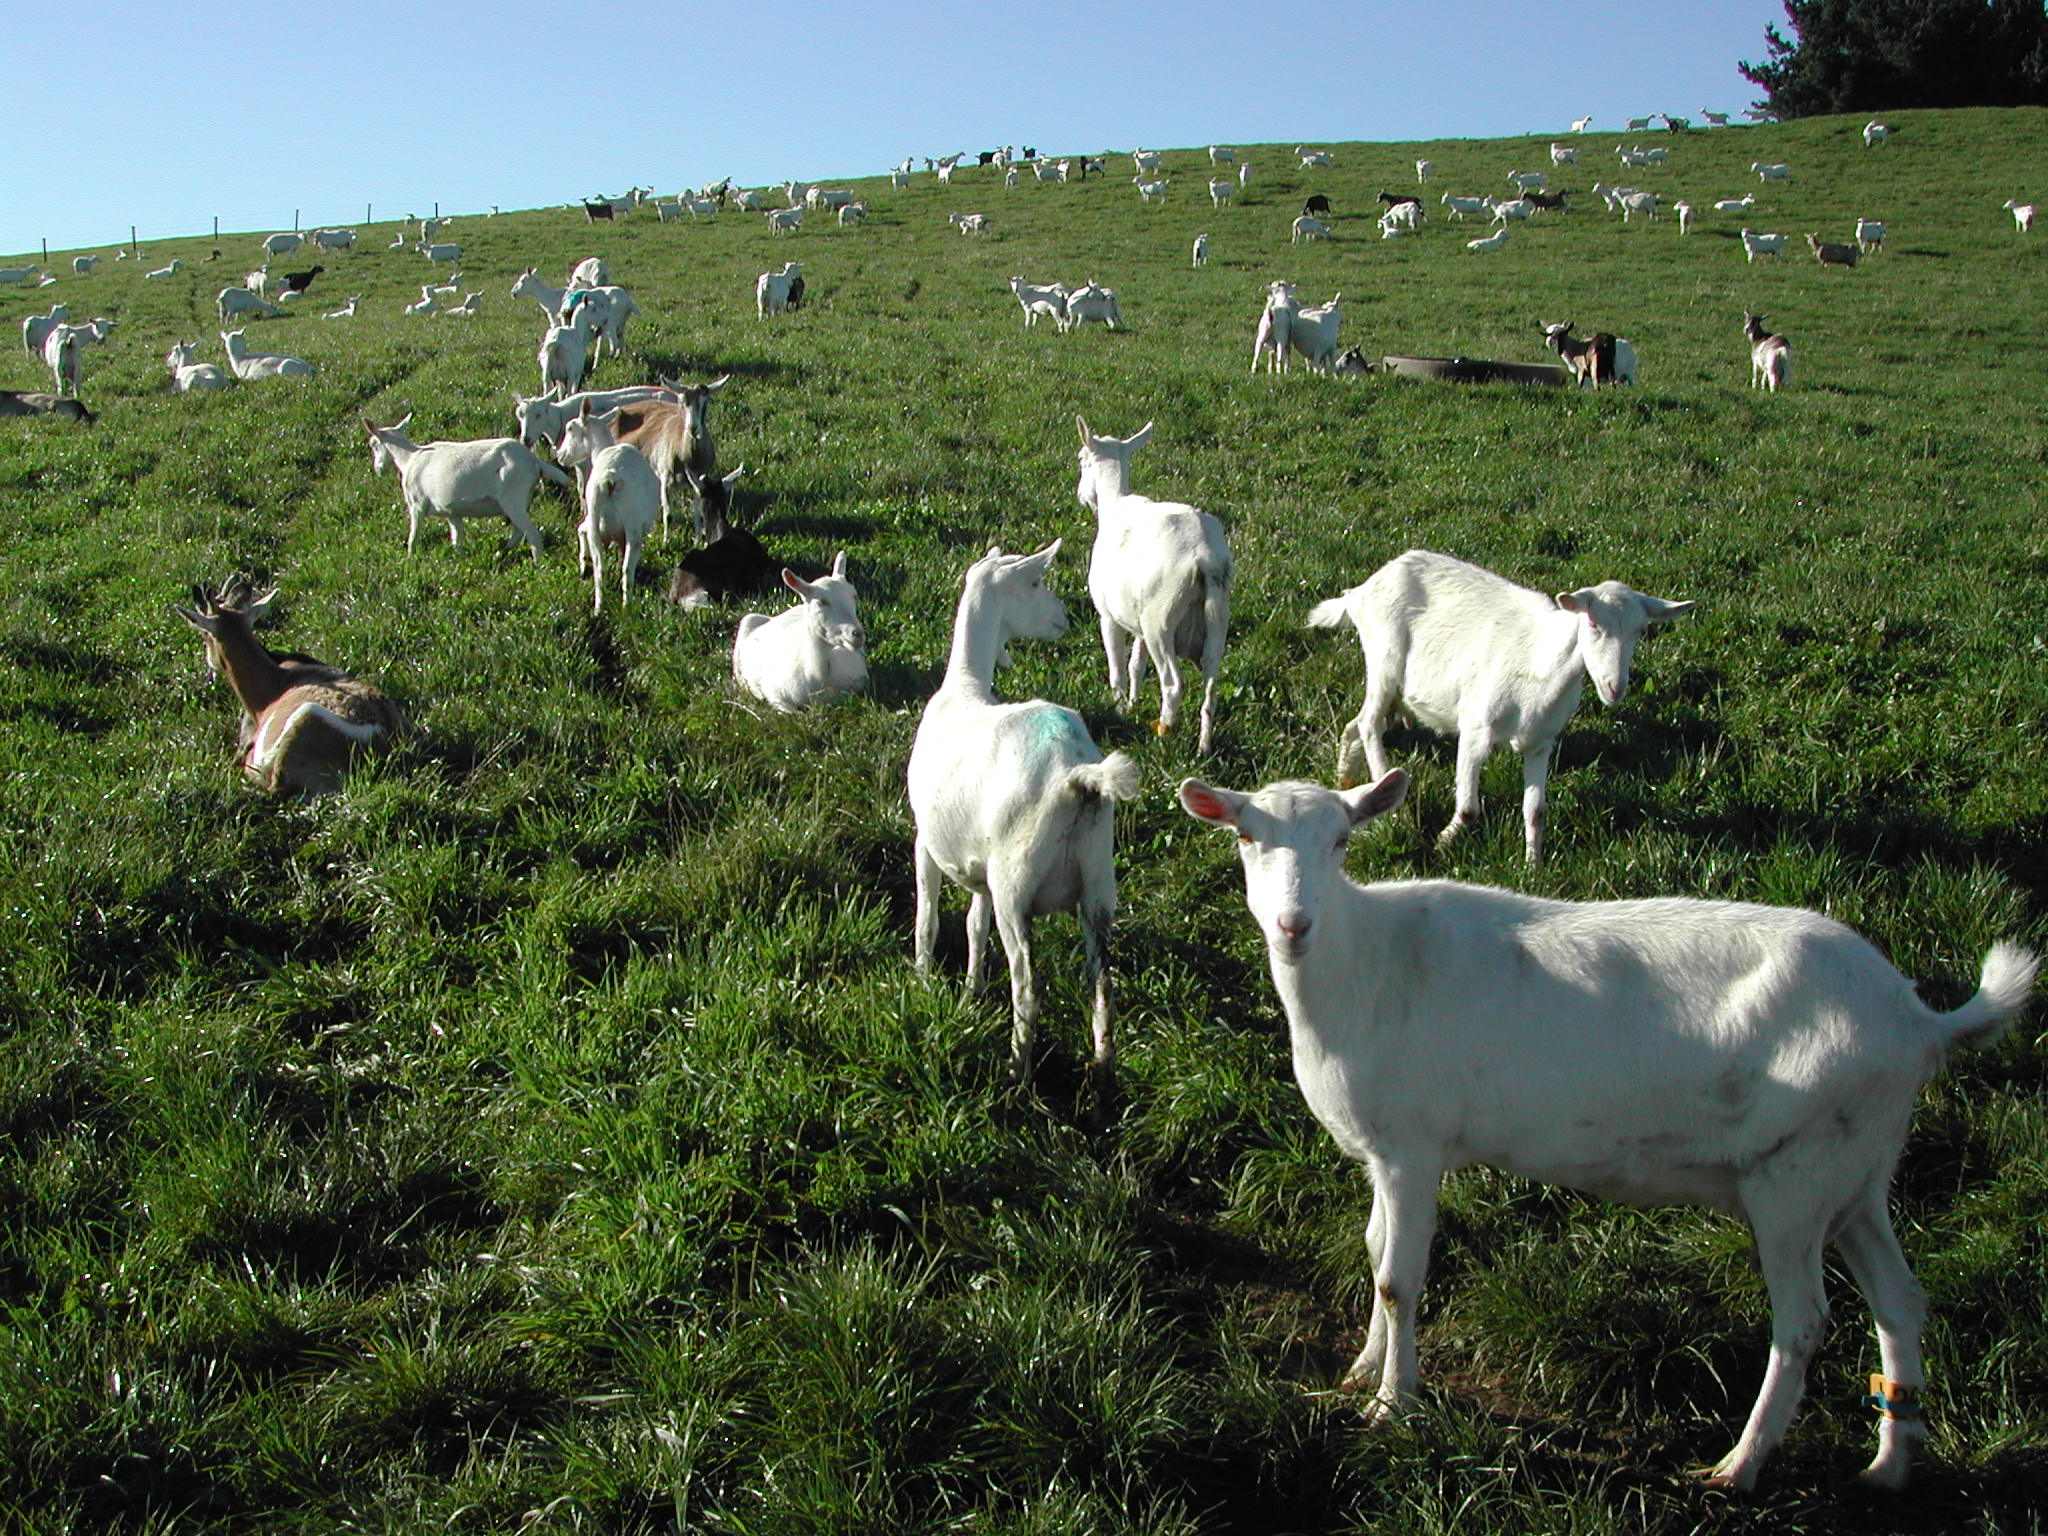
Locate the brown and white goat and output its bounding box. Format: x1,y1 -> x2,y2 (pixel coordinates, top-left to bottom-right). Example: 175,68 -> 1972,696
1744,311 -> 1791,392
1807,233 -> 1859,268
604,375 -> 729,543
1541,321 -> 1635,387
173,580 -> 406,796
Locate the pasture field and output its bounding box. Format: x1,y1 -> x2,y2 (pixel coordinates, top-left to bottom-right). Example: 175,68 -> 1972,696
2,108 -> 2045,1533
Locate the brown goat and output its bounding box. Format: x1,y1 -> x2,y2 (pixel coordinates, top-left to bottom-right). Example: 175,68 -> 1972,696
1807,233 -> 1859,268
604,375 -> 729,543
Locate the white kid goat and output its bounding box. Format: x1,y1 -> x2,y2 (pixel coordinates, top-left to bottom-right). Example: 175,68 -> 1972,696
538,320 -> 589,398
22,304 -> 68,358
1177,766 -> 2037,1492
2004,199 -> 2036,232
1306,549 -> 1692,862
732,552 -> 870,711
1074,417 -> 1232,754
166,340 -> 230,393
363,414 -> 570,560
908,543 -> 1140,1091
1010,275 -> 1070,330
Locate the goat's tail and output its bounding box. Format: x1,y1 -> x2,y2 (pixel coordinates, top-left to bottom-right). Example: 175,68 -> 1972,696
1068,751 -> 1141,804
536,459 -> 573,489
1305,593 -> 1356,631
1940,942 -> 2039,1049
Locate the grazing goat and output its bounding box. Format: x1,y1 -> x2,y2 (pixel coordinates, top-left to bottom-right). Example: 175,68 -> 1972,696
733,552 -> 870,711
218,285 -> 283,323
1541,321 -> 1638,387
0,266 -> 43,285
1065,281 -> 1122,330
1306,549 -> 1691,862
757,261 -> 803,318
1010,275 -> 1071,330
363,414 -> 570,559
1745,311 -> 1791,392
908,542 -> 1140,1090
1292,215 -> 1331,244
1075,418 -> 1232,753
2004,198 -> 2036,233
1864,120 -> 1890,147
174,578 -> 406,796
555,406 -> 662,612
1177,767 -> 2037,1492
1303,193 -> 1333,216
1807,232 -> 1859,268
261,233 -> 303,257
166,340 -> 230,393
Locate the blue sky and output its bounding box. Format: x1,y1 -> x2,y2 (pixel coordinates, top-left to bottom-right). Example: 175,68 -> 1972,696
1,0 -> 1786,258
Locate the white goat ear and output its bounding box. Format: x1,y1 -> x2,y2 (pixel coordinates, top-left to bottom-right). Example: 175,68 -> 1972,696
1642,596 -> 1695,623
1554,589 -> 1588,613
831,550 -> 848,578
1342,768 -> 1409,825
781,568 -> 807,596
393,412 -> 413,434
1129,421 -> 1154,450
1075,415 -> 1092,445
1179,778 -> 1247,829
707,374 -> 730,392
723,464 -> 745,486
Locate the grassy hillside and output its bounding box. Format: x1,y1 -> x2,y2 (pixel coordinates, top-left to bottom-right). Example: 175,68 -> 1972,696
2,107 -> 2045,1533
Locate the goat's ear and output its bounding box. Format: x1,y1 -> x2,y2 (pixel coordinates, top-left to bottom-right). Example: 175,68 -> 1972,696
682,467 -> 704,493
831,550 -> 848,579
1075,414 -> 1092,445
1129,421 -> 1154,451
706,375 -> 729,392
1342,768 -> 1408,825
1179,778 -> 1247,830
169,603 -> 208,631
1641,595 -> 1695,623
723,464 -> 745,486
393,412 -> 412,434
1554,589 -> 1587,614
780,568 -> 808,596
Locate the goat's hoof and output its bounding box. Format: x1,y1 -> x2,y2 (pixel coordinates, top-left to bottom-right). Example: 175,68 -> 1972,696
1152,719 -> 1169,737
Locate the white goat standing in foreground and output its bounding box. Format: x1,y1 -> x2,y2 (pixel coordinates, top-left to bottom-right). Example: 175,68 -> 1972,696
555,405 -> 662,612
732,551 -> 869,711
1075,418 -> 1232,753
907,543 -> 1140,1091
363,414 -> 570,560
1307,549 -> 1692,862
1178,767 -> 2037,1491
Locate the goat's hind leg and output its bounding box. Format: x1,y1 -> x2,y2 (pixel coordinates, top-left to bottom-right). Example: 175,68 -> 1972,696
1706,1194 -> 1829,1491
1835,1185 -> 1930,1490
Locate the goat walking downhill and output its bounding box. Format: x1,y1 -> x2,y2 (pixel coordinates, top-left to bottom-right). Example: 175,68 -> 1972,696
1307,550 -> 1692,862
1179,766 -> 2038,1491
907,544 -> 1140,1091
1075,418 -> 1232,753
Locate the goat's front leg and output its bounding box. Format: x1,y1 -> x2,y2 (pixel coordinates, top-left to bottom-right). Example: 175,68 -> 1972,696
1098,612 -> 1128,703
965,890 -> 992,992
1343,1184 -> 1392,1390
1349,1157 -> 1441,1421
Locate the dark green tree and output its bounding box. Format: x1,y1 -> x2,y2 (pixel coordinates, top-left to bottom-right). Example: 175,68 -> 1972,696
1740,0 -> 2048,117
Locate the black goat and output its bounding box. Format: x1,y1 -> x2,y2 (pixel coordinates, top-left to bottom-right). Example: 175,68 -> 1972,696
667,468 -> 782,607
583,200 -> 614,223
278,264 -> 324,294
1303,194 -> 1333,216
1376,190 -> 1419,210
0,389 -> 94,424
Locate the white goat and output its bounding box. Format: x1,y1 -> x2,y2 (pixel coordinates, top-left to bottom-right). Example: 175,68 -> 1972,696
1491,197 -> 1535,224
166,340 -> 230,393
1192,233 -> 1209,268
756,262 -> 803,318
1507,170 -> 1547,193
1549,142 -> 1578,166
1135,178 -> 1170,205
1251,282 -> 1297,375
1064,281 -> 1122,330
1715,193 -> 1756,213
1741,227 -> 1788,263
1297,147 -> 1332,168
1570,114 -> 1593,132
1380,201 -> 1421,234
1675,199 -> 1694,234
1439,193 -> 1488,221
1752,161 -> 1792,181
1075,418 -> 1231,753
2004,198 -> 2036,232
1415,158 -> 1433,182
554,406 -> 661,612
511,385 -> 670,449
0,266 -> 43,284
1465,227 -> 1510,253
1291,215 -> 1330,244
538,320 -> 589,398
419,241 -> 462,263
907,543 -> 1140,1089
309,228 -> 356,252
1132,149 -> 1162,177
1208,178 -> 1235,209
1306,549 -> 1692,861
1209,145 -> 1236,166
145,260 -> 182,280
733,552 -> 869,711
1864,120 -> 1890,147
1177,767 -> 2038,1492
837,202 -> 867,226
1699,107 -> 1729,125
1238,161 -> 1251,189
1621,190 -> 1659,222
363,413 -> 570,560
1856,217 -> 1887,253
1010,275 -> 1070,331
218,286 -> 284,323
72,255 -> 98,275
22,304 -> 69,359
261,232 -> 303,257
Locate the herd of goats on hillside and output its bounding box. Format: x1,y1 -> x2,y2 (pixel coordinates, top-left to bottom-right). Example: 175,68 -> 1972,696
2,115 -> 2042,1498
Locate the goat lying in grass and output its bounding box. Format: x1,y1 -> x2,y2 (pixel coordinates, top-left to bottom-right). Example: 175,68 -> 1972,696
908,543 -> 1141,1091
666,467 -> 778,608
174,578 -> 407,796
1180,767 -> 2037,1491
732,551 -> 869,711
0,389 -> 94,424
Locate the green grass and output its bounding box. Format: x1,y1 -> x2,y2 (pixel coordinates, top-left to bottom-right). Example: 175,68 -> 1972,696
2,107 -> 2045,1533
